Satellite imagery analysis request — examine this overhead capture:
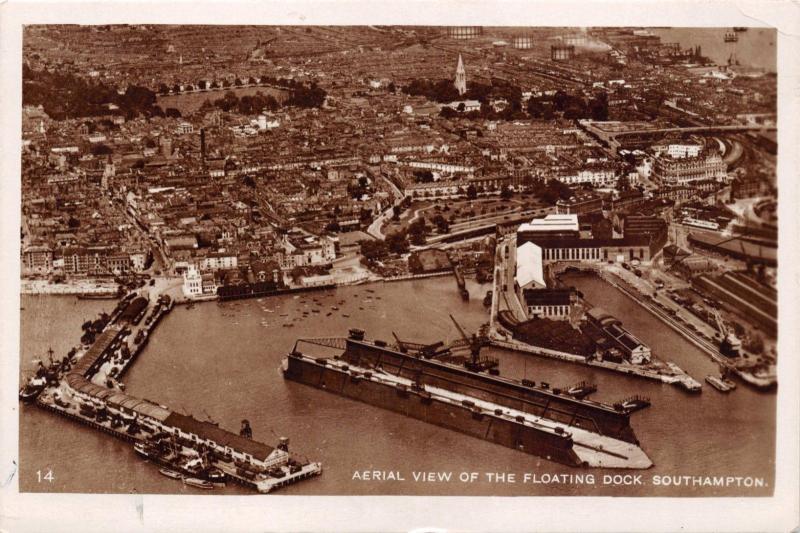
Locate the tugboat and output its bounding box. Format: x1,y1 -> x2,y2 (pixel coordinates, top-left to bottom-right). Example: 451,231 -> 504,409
19,348 -> 57,403
18,374 -> 47,403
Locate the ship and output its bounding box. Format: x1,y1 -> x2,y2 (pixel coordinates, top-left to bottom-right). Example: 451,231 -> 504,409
19,348 -> 59,403
134,436 -> 227,486
283,329 -> 653,469
724,32 -> 738,43
77,292 -> 120,300
733,27 -> 748,32
18,375 -> 47,403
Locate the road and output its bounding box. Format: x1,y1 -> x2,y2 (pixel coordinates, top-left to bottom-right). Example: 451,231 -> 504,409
366,174 -> 405,240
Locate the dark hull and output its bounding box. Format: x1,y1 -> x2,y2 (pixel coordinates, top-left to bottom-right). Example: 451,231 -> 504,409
341,339 -> 642,444
284,355 -> 584,467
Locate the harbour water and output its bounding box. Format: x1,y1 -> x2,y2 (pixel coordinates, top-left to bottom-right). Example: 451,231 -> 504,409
651,27 -> 776,72
19,275 -> 775,495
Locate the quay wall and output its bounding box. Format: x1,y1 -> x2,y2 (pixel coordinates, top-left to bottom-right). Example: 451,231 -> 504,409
284,355 -> 583,467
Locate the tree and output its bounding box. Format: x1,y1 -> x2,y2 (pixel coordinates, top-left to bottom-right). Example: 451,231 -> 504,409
67,216 -> 80,228
158,83 -> 170,95
439,107 -> 458,119
386,230 -> 410,254
91,143 -> 112,156
466,184 -> 478,200
165,107 -> 182,118
589,91 -> 609,121
432,214 -> 449,234
408,218 -> 429,245
413,170 -> 434,183
359,239 -> 388,261
500,184 -> 513,200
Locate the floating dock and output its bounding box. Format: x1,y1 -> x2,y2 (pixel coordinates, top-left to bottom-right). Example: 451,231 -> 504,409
284,332 -> 653,469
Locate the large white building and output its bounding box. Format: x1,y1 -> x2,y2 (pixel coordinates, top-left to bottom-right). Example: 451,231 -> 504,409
516,241 -> 546,290
182,265 -> 203,297
653,143 -> 703,159
652,150 -> 728,185
279,232 -> 336,269
199,252 -> 238,271
557,166 -> 618,187
517,213 -> 579,235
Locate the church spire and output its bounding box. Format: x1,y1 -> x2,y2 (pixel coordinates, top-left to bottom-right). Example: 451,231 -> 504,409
454,53 -> 467,96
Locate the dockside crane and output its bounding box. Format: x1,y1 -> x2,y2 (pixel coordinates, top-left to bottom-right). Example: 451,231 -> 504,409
449,314 -> 498,374
712,308 -> 742,357
392,331 -> 449,359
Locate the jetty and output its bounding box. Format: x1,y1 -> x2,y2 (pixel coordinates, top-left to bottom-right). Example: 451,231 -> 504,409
23,289 -> 322,493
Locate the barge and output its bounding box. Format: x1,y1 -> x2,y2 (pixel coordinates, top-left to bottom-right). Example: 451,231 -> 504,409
283,329 -> 653,469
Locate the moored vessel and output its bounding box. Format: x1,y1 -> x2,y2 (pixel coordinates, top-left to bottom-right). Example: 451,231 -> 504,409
283,329 -> 654,469
705,374 -> 735,392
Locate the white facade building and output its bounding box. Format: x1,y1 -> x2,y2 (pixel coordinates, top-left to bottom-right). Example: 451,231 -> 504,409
182,265 -> 203,297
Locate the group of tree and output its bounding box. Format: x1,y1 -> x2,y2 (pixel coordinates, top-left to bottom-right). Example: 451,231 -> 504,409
347,176 -> 371,199
404,76 -> 529,121
527,89 -> 609,121
535,179 -> 574,204
431,213 -> 450,234
202,90 -> 281,114
413,170 -> 435,183
199,82 -> 326,116
407,218 -> 430,245
359,230 -> 410,263
23,65 -> 163,120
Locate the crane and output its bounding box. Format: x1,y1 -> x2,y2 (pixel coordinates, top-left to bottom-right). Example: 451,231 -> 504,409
712,309 -> 741,357
392,331 -> 448,358
449,314 -> 498,374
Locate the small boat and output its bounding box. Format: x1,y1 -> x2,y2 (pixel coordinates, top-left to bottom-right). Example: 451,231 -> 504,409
204,466 -> 226,486
342,314 -> 350,318
183,477 -> 214,490
705,374 -> 734,392
159,468 -> 183,480
331,306 -> 339,311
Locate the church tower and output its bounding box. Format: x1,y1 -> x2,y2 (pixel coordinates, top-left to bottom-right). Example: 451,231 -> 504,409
454,53 -> 467,96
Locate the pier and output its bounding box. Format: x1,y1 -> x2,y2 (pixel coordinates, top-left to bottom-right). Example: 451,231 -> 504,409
23,289 -> 322,493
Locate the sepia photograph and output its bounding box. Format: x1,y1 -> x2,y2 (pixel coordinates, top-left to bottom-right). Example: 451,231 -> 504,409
3,1 -> 799,531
